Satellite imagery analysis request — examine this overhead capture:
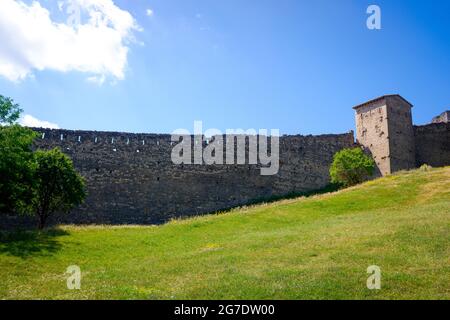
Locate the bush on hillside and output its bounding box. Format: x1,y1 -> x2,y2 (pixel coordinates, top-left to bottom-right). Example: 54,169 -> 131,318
330,148 -> 375,187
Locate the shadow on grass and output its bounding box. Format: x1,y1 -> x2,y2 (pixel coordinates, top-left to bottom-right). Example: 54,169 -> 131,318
0,228 -> 70,258
249,183 -> 342,205
181,183 -> 343,220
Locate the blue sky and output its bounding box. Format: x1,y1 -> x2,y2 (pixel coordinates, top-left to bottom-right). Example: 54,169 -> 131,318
0,0 -> 449,135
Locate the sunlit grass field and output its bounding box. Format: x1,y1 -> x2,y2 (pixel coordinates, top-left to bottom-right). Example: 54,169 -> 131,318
1,167 -> 449,300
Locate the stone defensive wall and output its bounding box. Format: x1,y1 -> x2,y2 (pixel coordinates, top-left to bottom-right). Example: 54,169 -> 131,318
414,122 -> 450,168
5,128 -> 355,227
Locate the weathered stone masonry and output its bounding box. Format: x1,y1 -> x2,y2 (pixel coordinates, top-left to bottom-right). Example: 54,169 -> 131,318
354,95 -> 450,176
414,122 -> 450,168
26,130 -> 355,225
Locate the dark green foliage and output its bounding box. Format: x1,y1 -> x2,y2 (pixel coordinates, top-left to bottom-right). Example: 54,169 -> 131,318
0,95 -> 22,125
330,148 -> 375,187
32,148 -> 86,229
0,125 -> 38,214
0,95 -> 86,229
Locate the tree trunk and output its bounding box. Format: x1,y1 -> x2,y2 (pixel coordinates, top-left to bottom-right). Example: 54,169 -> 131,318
37,213 -> 47,230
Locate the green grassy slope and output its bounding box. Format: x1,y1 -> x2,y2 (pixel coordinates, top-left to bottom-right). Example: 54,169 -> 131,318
1,167 -> 449,300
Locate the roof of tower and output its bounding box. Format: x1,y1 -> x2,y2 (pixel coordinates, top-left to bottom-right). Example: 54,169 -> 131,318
353,94 -> 413,110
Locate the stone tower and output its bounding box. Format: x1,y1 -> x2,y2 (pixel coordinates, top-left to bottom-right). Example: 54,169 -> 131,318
353,94 -> 416,176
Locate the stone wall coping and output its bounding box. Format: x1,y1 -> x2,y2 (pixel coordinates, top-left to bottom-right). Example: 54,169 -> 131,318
353,94 -> 413,110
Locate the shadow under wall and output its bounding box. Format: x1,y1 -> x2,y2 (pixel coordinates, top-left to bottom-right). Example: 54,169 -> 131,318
0,183 -> 343,231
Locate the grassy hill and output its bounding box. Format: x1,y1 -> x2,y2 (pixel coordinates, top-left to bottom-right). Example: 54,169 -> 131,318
1,167 -> 449,300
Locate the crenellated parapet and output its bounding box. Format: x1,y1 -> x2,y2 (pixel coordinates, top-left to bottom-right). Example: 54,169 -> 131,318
2,128 -> 355,227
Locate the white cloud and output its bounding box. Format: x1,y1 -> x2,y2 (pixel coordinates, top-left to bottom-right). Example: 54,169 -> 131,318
86,74 -> 106,85
0,0 -> 141,83
146,8 -> 153,17
19,114 -> 60,129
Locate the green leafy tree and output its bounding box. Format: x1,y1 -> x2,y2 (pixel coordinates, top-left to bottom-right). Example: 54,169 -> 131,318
0,94 -> 37,214
0,95 -> 23,125
0,125 -> 37,214
330,148 -> 375,187
1,95 -> 85,228
32,148 -> 86,229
